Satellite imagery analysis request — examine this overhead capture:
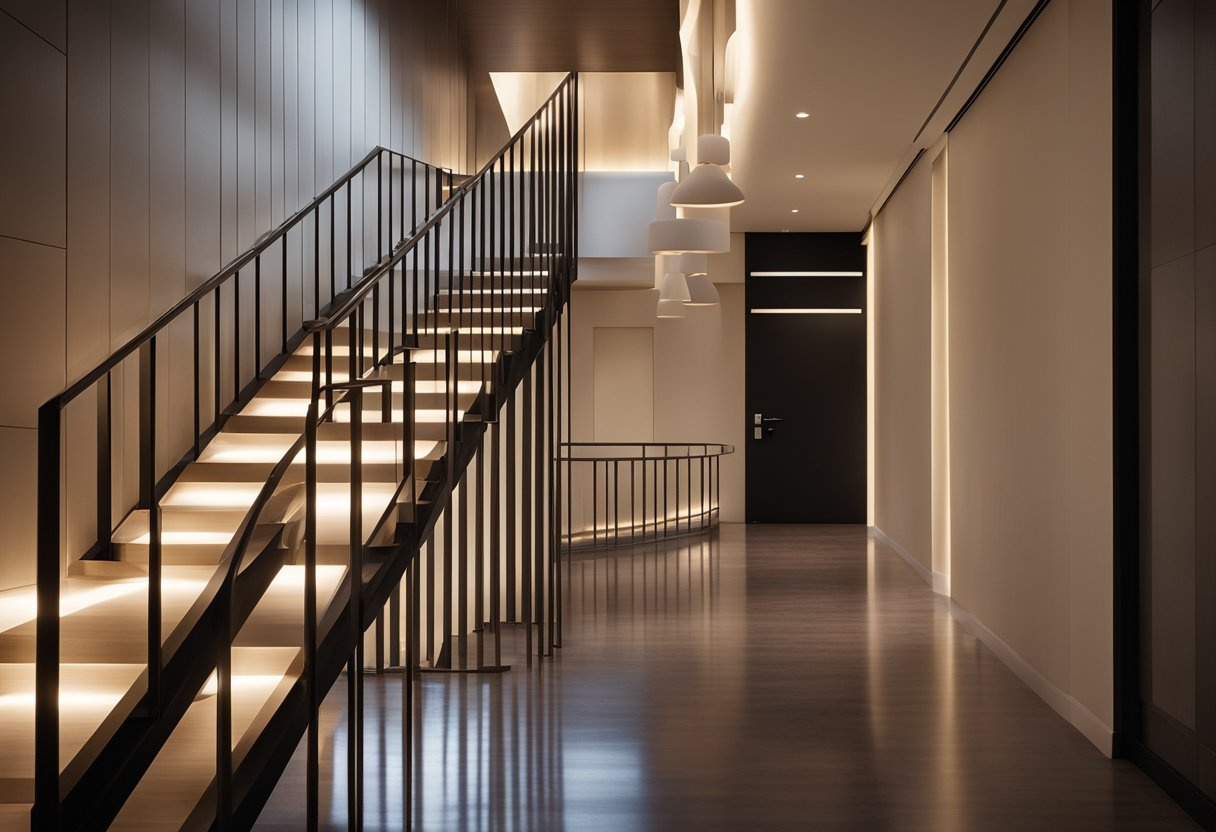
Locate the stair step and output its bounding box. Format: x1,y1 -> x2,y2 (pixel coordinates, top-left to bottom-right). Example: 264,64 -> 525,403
0,565 -> 219,663
110,645 -> 302,832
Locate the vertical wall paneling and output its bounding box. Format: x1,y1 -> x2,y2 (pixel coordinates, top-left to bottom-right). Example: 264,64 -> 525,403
65,0 -> 108,564
109,0 -> 150,514
0,10 -> 66,250
150,0 -> 189,477
1,0 -> 471,591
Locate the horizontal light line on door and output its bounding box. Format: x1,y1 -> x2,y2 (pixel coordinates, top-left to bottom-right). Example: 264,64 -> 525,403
749,271 -> 864,277
749,308 -> 863,315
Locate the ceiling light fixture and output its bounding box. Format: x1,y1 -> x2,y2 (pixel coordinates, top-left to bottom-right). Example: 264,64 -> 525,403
791,209 -> 800,214
656,299 -> 686,319
669,135 -> 745,209
795,111 -> 810,119
794,174 -> 805,180
659,272 -> 692,302
684,274 -> 721,306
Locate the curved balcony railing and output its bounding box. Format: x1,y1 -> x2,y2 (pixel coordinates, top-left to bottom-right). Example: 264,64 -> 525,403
559,442 -> 734,549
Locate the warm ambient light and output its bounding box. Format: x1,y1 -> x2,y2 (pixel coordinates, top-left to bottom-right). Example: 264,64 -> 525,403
750,308 -> 863,315
791,209 -> 799,214
794,174 -> 805,180
750,271 -> 864,277
795,112 -> 810,119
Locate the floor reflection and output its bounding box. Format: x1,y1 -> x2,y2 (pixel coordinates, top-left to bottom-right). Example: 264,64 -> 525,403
256,526 -> 1196,831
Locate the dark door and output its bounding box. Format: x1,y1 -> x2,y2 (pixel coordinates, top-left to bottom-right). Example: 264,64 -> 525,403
745,233 -> 867,523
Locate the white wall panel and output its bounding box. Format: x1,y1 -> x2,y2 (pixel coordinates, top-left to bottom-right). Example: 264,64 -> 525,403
948,0 -> 1113,738
873,155 -> 932,571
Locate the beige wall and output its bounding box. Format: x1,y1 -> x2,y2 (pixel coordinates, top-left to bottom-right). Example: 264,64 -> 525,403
873,155 -> 933,572
571,284 -> 746,522
947,0 -> 1113,740
0,0 -> 468,590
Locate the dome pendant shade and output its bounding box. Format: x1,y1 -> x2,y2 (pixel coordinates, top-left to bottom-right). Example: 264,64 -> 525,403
659,272 -> 691,302
684,274 -> 721,306
670,163 -> 745,208
656,299 -> 686,319
648,217 -> 730,254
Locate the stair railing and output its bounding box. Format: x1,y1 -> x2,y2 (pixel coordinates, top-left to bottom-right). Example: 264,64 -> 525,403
199,71 -> 579,830
560,442 -> 735,548
34,146 -> 451,828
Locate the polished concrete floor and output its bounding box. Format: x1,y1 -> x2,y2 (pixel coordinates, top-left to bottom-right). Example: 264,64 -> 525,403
256,524 -> 1198,831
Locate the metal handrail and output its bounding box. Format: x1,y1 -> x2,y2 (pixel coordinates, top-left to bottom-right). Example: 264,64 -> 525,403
44,147 -> 443,411
561,440 -> 734,549
33,144 -> 451,829
312,73 -> 575,332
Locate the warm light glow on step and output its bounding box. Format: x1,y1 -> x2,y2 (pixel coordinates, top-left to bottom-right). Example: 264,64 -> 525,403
130,531 -> 234,546
0,688 -> 127,710
199,672 -> 291,698
200,436 -> 436,464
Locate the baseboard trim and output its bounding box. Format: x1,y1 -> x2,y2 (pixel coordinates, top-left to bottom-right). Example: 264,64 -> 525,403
869,526 -> 1113,757
870,527 -> 949,595
950,601 -> 1114,758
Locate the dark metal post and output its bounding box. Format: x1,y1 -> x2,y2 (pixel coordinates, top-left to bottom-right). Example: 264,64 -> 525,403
34,403 -> 61,829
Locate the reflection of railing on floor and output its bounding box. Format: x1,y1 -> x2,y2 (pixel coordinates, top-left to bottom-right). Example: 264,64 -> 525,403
559,442 -> 734,548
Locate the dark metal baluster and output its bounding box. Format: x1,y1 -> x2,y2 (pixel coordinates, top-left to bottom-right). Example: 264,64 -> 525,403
522,368 -> 532,665
491,418 -> 502,667
330,193 -> 336,302
34,403 -> 61,829
506,389 -> 516,622
535,346 -> 545,658
348,380 -> 364,831
282,235 -> 289,354
98,372 -> 112,559
214,288 -> 222,424
475,440 -> 485,670
314,207 -> 321,320
141,338 -> 162,710
192,304 -> 201,458
306,336 -> 321,832
233,270 -> 241,402
346,181 -> 353,290
254,255 -> 262,376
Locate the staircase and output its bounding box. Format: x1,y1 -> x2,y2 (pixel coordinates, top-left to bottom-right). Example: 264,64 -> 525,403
21,73 -> 578,831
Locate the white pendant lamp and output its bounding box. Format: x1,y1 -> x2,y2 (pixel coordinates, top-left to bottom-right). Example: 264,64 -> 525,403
670,134 -> 745,208
659,272 -> 691,302
684,274 -> 721,306
656,299 -> 686,319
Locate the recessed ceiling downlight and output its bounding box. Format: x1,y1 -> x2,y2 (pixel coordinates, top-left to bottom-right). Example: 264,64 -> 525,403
795,111 -> 810,119
791,209 -> 799,214
794,174 -> 805,180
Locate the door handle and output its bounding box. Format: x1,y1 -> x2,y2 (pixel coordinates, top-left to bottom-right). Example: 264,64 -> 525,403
753,414 -> 783,439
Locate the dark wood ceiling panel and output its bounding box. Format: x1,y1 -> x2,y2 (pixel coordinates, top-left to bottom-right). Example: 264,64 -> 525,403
457,0 -> 680,73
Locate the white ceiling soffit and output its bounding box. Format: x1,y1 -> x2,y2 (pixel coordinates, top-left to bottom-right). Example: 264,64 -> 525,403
729,0 -> 1039,233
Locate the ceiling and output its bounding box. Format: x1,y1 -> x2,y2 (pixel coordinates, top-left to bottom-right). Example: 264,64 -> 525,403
458,0 -> 680,73
729,0 -> 1006,232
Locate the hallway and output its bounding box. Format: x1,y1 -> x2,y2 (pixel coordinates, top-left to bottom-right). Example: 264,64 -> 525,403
256,525 -> 1196,831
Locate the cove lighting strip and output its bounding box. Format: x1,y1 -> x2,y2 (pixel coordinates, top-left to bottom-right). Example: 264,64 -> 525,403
750,308 -> 862,315
749,271 -> 864,277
